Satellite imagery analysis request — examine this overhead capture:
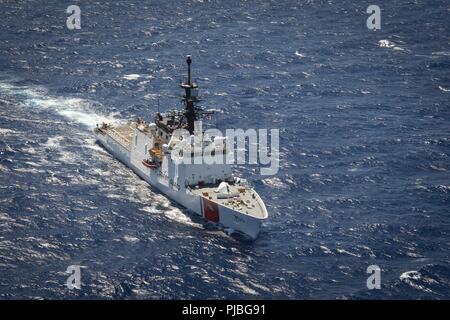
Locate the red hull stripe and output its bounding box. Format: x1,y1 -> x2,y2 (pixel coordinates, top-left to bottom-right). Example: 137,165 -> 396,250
202,198 -> 220,223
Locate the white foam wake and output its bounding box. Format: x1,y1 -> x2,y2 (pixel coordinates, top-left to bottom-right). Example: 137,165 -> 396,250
0,81 -> 117,129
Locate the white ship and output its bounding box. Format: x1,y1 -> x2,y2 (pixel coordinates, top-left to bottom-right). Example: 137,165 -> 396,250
94,56 -> 268,239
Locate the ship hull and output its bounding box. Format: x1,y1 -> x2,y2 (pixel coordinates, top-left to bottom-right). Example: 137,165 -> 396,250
95,132 -> 263,239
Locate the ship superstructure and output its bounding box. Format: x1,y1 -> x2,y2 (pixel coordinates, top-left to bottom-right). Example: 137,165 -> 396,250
94,56 -> 268,239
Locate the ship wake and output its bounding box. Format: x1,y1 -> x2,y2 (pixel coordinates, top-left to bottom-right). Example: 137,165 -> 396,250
0,81 -> 117,129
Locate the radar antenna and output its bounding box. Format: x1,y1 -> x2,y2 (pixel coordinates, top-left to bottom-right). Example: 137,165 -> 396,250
180,56 -> 198,134
179,56 -> 217,133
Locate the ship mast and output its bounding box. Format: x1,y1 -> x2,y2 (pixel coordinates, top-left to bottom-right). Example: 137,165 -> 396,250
180,55 -> 199,134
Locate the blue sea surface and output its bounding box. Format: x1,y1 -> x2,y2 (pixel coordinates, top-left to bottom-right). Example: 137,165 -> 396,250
0,0 -> 449,299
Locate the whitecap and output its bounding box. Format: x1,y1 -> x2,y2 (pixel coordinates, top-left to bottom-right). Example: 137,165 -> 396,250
400,270 -> 433,293
231,279 -> 259,295
262,177 -> 288,189
13,167 -> 42,174
400,270 -> 421,281
24,161 -> 41,168
295,50 -> 305,58
0,128 -> 18,135
122,74 -> 141,80
336,248 -> 361,257
320,246 -> 333,255
123,235 -> 140,243
431,51 -> 450,56
205,108 -> 223,114
44,136 -> 64,149
378,39 -> 395,48
144,93 -> 159,100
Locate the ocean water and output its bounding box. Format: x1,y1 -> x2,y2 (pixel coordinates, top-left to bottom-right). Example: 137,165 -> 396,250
0,0 -> 449,299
